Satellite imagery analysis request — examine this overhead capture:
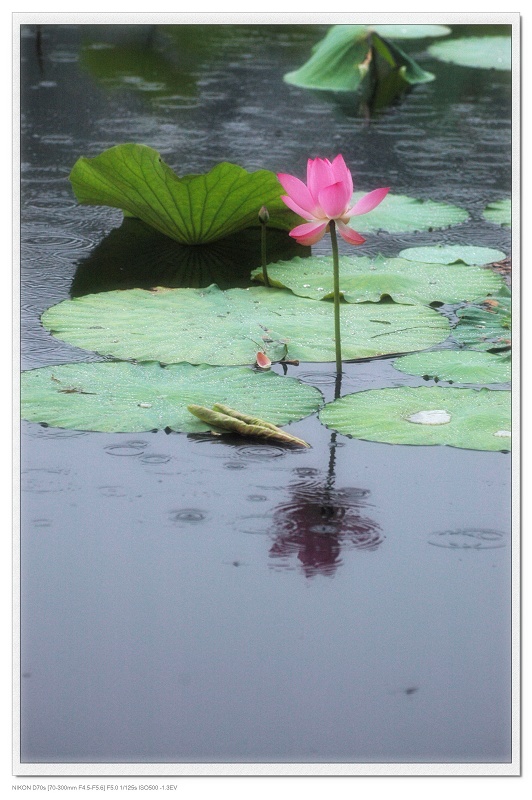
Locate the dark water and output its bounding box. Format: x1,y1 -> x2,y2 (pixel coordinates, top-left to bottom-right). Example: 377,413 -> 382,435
19,23 -> 513,765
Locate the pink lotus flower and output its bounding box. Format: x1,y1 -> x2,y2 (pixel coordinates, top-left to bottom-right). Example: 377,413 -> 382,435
277,155 -> 390,246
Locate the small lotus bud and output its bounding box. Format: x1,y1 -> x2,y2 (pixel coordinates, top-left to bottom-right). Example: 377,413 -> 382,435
258,206 -> 269,225
256,351 -> 272,370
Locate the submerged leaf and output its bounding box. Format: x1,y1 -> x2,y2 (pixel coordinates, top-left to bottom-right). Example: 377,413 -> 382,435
21,362 -> 322,433
42,284 -> 451,365
319,386 -> 511,451
453,296 -> 511,351
69,144 -> 298,245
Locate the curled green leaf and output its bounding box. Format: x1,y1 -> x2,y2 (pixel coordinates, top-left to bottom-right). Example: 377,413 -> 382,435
69,144 -> 298,245
187,404 -> 310,447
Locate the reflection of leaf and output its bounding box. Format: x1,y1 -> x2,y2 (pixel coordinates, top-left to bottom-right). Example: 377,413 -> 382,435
69,144 -> 298,245
251,254 -> 503,305
79,24 -> 244,104
70,218 -> 308,296
21,362 -> 322,434
393,350 -> 511,385
483,199 -> 511,227
398,244 -> 507,266
79,39 -> 197,101
42,285 -> 450,366
284,25 -> 434,93
453,296 -> 511,351
320,386 -> 511,451
428,36 -> 511,71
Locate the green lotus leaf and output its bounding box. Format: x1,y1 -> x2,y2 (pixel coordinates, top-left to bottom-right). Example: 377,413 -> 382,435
453,296 -> 511,351
21,362 -> 322,434
368,25 -> 451,39
427,36 -> 511,71
348,192 -> 469,233
319,386 -> 511,451
69,144 -> 298,245
482,199 -> 511,227
284,26 -> 434,92
393,350 -> 511,385
284,25 -> 369,92
398,244 -> 507,266
251,254 -> 503,305
42,285 -> 450,365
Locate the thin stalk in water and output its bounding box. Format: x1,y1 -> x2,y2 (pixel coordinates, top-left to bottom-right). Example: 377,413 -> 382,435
259,205 -> 270,287
329,219 -> 343,384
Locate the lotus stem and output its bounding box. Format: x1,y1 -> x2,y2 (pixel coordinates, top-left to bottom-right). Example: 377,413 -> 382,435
259,205 -> 270,287
329,219 -> 343,381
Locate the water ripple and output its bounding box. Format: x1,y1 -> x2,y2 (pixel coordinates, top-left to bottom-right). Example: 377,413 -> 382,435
428,528 -> 507,550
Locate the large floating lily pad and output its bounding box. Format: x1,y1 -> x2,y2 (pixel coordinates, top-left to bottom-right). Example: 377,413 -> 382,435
348,192 -> 469,233
428,36 -> 511,71
453,296 -> 511,351
398,244 -> 506,266
21,362 -> 322,433
69,144 -> 297,245
251,254 -> 503,305
393,350 -> 511,385
319,386 -> 511,451
42,285 -> 450,365
483,199 -> 511,227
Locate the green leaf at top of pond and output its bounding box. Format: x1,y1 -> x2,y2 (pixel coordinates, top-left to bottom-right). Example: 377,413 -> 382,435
427,36 -> 511,71
393,350 -> 511,385
398,244 -> 507,266
251,254 -> 504,305
319,386 -> 511,451
283,26 -> 435,92
367,24 -> 451,39
483,199 -> 511,227
453,296 -> 511,351
42,284 -> 450,366
69,144 -> 298,245
21,361 -> 322,434
346,192 -> 469,233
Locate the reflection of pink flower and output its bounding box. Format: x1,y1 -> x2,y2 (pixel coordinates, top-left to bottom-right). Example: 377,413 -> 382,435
277,155 -> 389,246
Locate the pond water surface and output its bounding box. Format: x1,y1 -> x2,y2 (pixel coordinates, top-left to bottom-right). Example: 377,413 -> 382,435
19,23 -> 513,768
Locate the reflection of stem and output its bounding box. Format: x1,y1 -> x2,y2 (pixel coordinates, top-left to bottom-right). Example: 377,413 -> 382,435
329,220 -> 342,381
320,429 -> 338,520
36,25 -> 44,75
326,430 -> 338,492
334,371 -> 342,400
